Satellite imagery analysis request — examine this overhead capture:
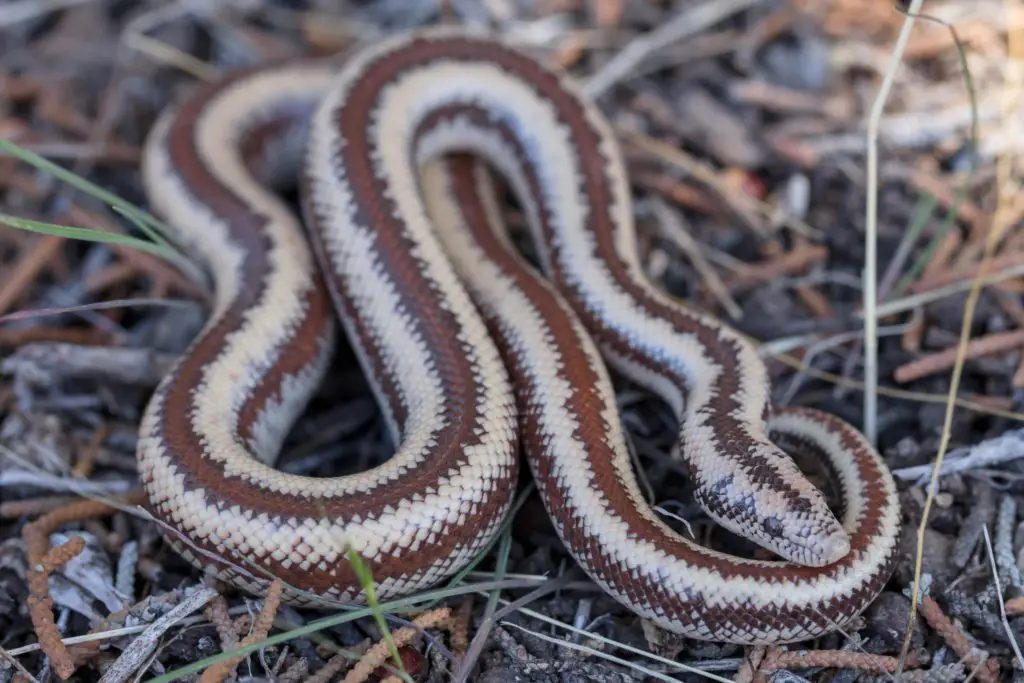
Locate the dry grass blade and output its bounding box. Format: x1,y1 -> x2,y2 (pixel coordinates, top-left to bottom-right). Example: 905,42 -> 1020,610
862,0 -> 925,445
899,1 -> 1023,671
2,1 -> 1021,680
982,524 -> 1024,670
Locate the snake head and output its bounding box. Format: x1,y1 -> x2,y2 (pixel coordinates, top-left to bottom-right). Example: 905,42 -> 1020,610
696,455 -> 852,568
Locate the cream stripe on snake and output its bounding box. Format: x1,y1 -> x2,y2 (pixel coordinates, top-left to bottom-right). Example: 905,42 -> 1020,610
139,25 -> 901,643
141,60 -> 520,601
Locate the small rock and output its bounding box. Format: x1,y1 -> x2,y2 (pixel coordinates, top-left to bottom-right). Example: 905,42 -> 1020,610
477,666 -> 529,683
894,525 -> 958,590
863,591 -> 923,651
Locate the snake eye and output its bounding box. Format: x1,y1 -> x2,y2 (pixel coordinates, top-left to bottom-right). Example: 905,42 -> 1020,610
762,516 -> 784,538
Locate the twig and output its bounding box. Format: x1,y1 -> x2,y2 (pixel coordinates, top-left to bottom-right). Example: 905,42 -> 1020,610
983,520 -> 1024,675
622,127 -> 818,238
0,326 -> 112,347
203,596 -> 239,654
494,598 -> 734,682
725,240 -> 828,294
501,620 -> 729,683
304,647 -> 366,683
863,0 -> 924,445
893,329 -> 1024,383
0,469 -> 138,497
648,197 -> 742,320
21,497 -> 145,679
97,586 -> 220,683
909,248 -> 1024,294
0,495 -> 84,519
0,235 -> 64,316
0,645 -> 41,683
873,262 -> 1024,319
900,1 -> 1013,667
1,342 -> 178,387
994,496 -> 1024,591
583,0 -> 759,98
452,533 -> 511,683
448,598 -> 472,657
892,428 -> 1024,483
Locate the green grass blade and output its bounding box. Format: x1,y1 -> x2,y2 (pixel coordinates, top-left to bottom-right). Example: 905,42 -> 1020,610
0,139 -> 171,249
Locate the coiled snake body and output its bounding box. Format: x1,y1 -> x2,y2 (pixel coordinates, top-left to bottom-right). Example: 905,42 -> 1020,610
138,26 -> 901,644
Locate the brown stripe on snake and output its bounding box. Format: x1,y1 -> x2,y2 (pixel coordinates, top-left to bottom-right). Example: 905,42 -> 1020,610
141,60 -> 519,603
374,31 -> 896,639
399,35 -> 850,566
302,72 -> 520,492
445,50 -> 832,545
429,150 -> 897,640
161,96 -> 503,520
141,27 -> 900,642
154,88 -> 335,487
411,97 -> 832,562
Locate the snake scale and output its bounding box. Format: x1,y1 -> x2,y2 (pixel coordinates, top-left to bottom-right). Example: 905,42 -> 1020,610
137,25 -> 901,644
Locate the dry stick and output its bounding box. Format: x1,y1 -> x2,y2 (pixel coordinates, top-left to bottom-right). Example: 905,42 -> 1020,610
893,329 -> 1024,383
583,0 -> 760,98
277,657 -> 308,683
874,262 -> 1024,319
734,646 -> 766,683
648,197 -> 742,320
305,651 -> 360,683
451,571 -> 578,683
0,495 -> 83,519
910,248 -> 1024,293
863,0 -> 923,446
121,1 -> 220,82
0,326 -> 112,346
622,129 -> 817,238
763,345 -> 1024,423
0,234 -> 64,316
985,512 -> 1024,673
2,341 -> 178,387
204,596 -> 239,653
448,598 -> 472,657
794,283 -> 834,318
72,423 -> 109,479
0,0 -> 96,28
0,645 -> 41,683
901,18 -> 1019,679
97,586 -> 220,683
725,240 -> 828,294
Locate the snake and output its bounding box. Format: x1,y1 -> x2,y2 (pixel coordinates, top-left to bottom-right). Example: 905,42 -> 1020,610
137,25 -> 901,644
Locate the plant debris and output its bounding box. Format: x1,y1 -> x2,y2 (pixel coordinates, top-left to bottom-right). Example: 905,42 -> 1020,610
1,1 -> 1023,681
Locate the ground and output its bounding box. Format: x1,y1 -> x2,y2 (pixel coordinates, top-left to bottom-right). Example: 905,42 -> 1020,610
0,1 -> 1022,682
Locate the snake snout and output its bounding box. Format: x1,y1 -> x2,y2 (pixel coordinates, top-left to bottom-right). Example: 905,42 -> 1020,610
769,510 -> 851,567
